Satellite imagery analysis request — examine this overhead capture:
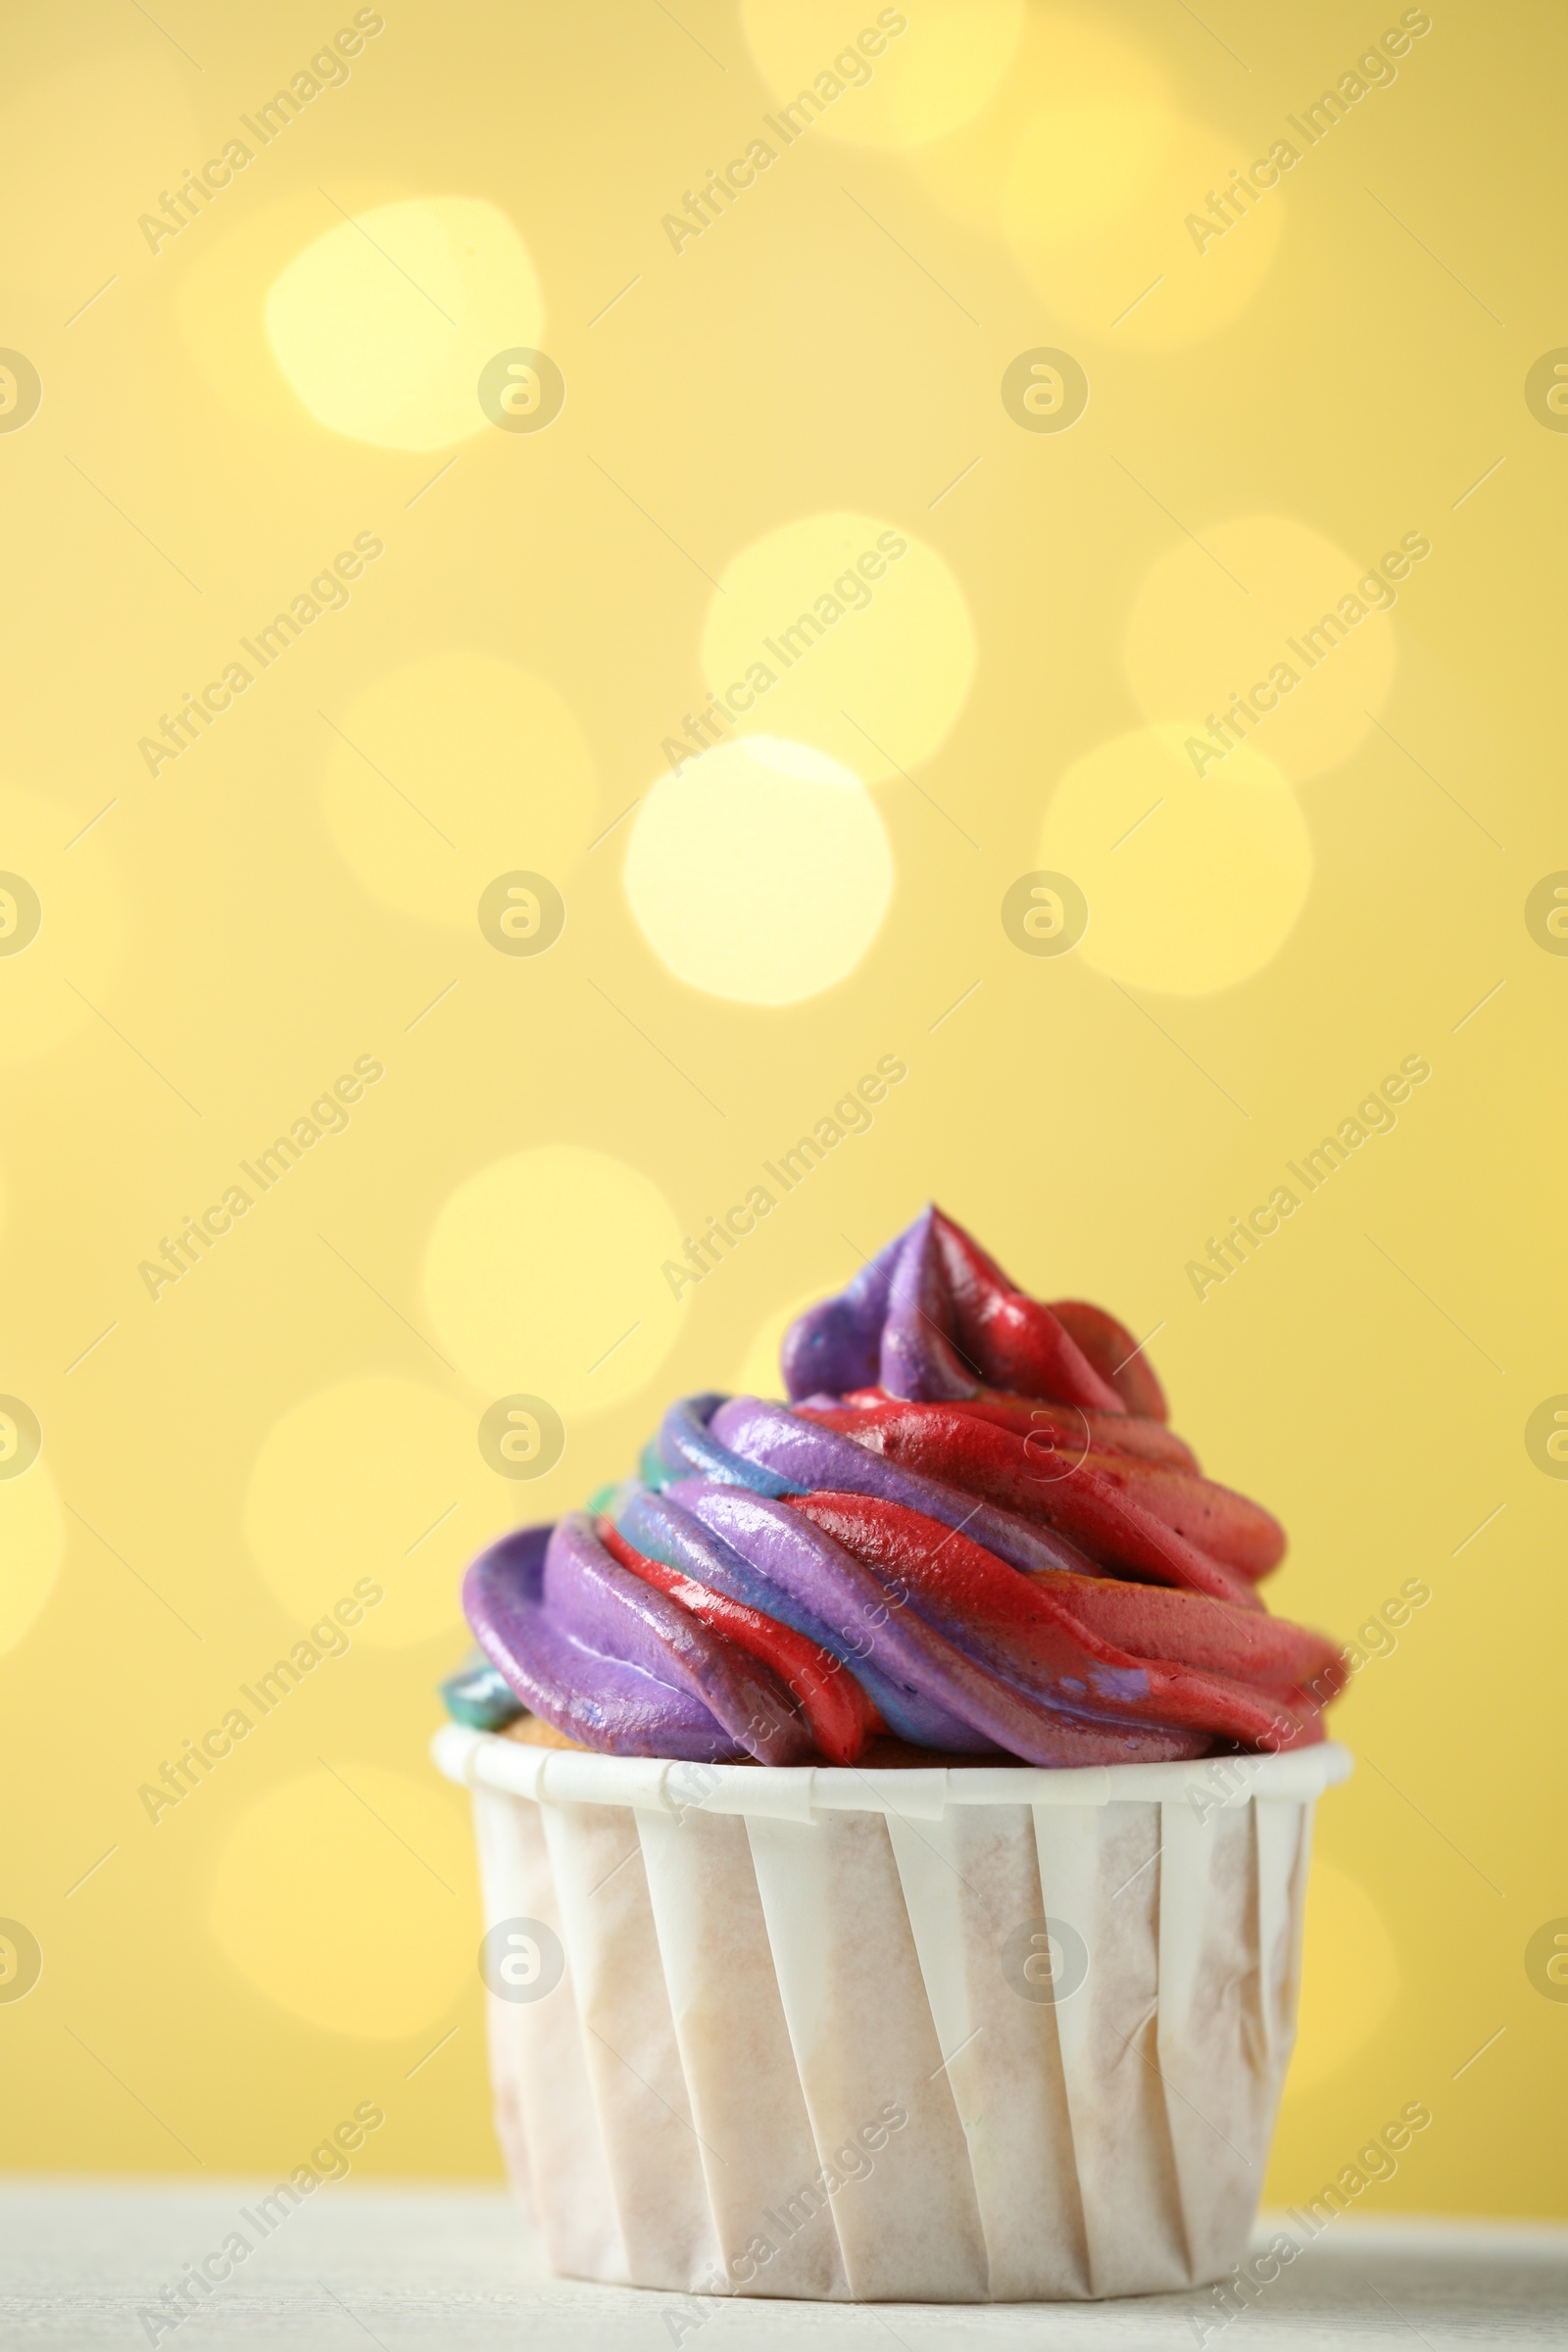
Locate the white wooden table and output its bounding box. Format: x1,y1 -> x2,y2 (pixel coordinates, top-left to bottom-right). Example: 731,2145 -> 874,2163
1,2186 -> 1563,2348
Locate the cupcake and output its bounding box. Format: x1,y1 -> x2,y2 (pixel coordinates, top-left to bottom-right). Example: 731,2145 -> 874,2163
434,1206 -> 1348,2302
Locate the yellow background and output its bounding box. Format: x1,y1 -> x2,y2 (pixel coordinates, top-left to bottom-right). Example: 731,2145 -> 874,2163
2,0 -> 1562,2221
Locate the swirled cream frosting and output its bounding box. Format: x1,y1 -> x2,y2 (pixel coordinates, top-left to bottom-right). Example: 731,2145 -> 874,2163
452,1207 -> 1344,1767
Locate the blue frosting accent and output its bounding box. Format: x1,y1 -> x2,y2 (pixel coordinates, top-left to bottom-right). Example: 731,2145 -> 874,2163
656,1393 -> 803,1496
440,1650 -> 525,1730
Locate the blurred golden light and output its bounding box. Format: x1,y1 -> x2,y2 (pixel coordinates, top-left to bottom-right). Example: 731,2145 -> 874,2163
740,0 -> 1023,147
701,513 -> 974,783
907,10 -> 1168,232
624,735 -> 895,1004
1005,102 -> 1283,348
424,1145 -> 687,1415
1038,723 -> 1312,995
266,195 -> 543,449
210,1765 -> 473,2037
243,1376 -> 494,1648
1126,515 -> 1404,783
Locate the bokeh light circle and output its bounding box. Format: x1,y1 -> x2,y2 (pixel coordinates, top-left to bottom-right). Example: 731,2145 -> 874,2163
1005,102 -> 1283,348
907,12 -> 1168,233
740,0 -> 1024,147
321,653 -> 596,928
701,513 -> 974,781
424,1145 -> 686,1415
243,1377 -> 497,1648
1126,516 -> 1401,784
267,196 -> 543,449
624,736 -> 895,1004
210,1764 -> 473,2038
1038,724 -> 1312,995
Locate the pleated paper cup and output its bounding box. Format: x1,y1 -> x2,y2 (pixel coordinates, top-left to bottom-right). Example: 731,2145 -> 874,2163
432,1723 -> 1350,2304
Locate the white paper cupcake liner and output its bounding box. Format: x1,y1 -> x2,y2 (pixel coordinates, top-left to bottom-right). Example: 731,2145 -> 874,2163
433,1724 -> 1350,2304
